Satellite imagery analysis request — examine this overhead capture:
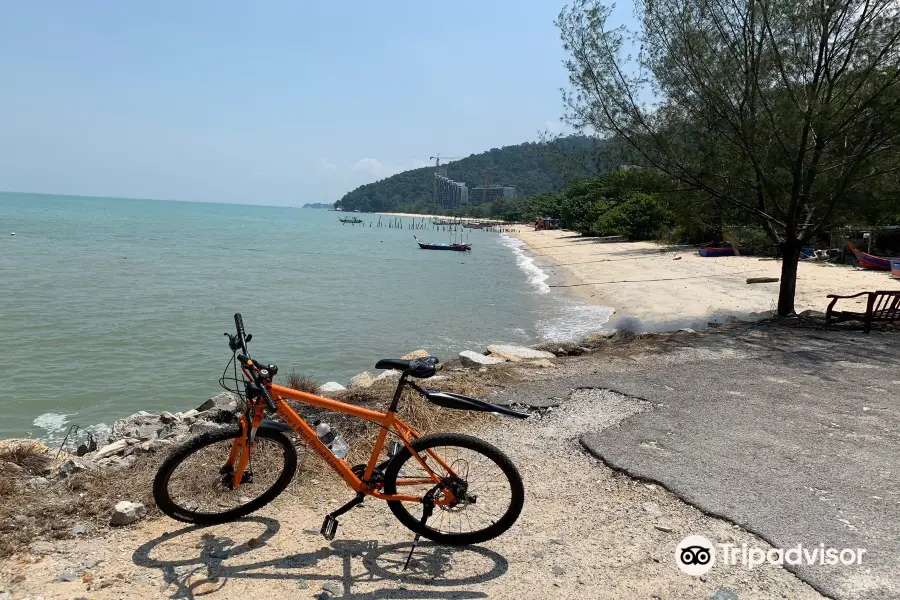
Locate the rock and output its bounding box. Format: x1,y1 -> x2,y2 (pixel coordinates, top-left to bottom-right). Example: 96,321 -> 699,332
14,514 -> 29,524
158,422 -> 190,441
532,340 -> 585,356
159,411 -> 180,424
71,523 -> 88,535
196,407 -> 237,424
348,372 -> 375,389
58,457 -> 99,477
109,501 -> 146,526
401,349 -> 430,360
26,476 -> 49,490
0,592 -> 9,600
459,351 -> 507,367
679,328 -> 696,333
654,525 -> 673,533
297,578 -> 309,589
82,557 -> 101,569
247,537 -> 264,549
197,392 -> 238,413
135,438 -> 173,455
181,409 -> 200,420
374,370 -> 402,382
56,570 -> 80,582
322,581 -> 344,596
486,344 -> 555,361
97,455 -> 136,471
93,439 -> 130,460
189,422 -> 226,436
711,590 -> 739,600
641,501 -> 663,517
0,460 -> 24,475
551,566 -> 565,575
527,359 -> 556,368
798,309 -> 826,320
318,382 -> 347,393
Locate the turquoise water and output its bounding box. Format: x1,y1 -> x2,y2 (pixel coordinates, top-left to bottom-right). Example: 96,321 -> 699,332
0,192 -> 613,441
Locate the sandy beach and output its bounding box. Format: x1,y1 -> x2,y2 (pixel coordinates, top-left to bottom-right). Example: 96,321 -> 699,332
510,229 -> 900,329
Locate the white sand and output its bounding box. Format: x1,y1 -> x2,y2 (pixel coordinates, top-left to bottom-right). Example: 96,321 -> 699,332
510,229 -> 900,328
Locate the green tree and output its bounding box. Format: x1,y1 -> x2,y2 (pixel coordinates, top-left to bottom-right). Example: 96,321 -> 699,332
558,0 -> 900,315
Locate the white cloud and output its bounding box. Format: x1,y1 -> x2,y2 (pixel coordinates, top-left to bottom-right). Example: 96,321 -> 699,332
319,158 -> 337,171
352,157 -> 386,175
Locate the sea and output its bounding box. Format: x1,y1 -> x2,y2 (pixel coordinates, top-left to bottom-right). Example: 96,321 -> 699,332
0,192 -> 614,442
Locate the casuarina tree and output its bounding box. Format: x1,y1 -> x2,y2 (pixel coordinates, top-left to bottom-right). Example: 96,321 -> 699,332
558,0 -> 900,315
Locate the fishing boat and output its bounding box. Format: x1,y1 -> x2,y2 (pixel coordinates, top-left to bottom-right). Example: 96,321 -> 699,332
463,221 -> 483,229
339,217 -> 364,224
698,245 -> 750,257
891,261 -> 900,279
848,242 -> 899,271
414,236 -> 471,252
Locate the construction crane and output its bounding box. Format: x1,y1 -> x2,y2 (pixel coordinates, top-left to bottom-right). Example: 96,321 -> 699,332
429,154 -> 463,168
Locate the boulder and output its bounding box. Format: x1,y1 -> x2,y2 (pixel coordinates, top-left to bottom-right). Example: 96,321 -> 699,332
459,351 -> 507,368
318,382 -> 346,393
93,439 -> 130,461
189,421 -> 226,436
135,439 -> 173,455
158,422 -> 191,441
400,349 -> 430,360
109,501 -> 146,526
26,476 -> 50,490
486,344 -> 555,361
196,407 -> 237,424
159,411 -> 180,424
348,372 -> 375,389
58,457 -> 99,477
197,392 -> 239,413
109,416 -> 160,442
531,340 -> 585,357
374,370 -> 402,382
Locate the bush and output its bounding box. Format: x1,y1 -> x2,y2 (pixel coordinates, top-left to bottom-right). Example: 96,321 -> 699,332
594,192 -> 670,240
285,372 -> 320,394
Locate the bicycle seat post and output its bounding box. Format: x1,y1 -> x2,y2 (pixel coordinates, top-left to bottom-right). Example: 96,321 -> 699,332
388,373 -> 410,413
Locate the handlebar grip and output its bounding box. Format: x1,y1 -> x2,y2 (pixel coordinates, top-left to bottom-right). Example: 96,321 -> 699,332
234,313 -> 246,338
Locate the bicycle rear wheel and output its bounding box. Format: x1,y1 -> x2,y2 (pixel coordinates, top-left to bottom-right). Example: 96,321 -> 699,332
382,433 -> 524,545
153,425 -> 297,525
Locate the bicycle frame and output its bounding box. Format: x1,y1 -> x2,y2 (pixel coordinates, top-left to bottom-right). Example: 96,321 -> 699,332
225,376 -> 458,505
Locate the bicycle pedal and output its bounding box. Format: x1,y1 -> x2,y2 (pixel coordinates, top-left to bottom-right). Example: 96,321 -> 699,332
321,515 -> 339,540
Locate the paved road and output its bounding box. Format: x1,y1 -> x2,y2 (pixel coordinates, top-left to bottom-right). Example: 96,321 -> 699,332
492,322 -> 900,600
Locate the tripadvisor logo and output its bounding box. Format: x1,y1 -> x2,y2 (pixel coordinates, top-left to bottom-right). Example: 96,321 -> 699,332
675,535 -> 867,576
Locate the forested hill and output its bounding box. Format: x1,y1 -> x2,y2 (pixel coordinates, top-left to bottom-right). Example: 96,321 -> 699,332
334,136 -> 606,213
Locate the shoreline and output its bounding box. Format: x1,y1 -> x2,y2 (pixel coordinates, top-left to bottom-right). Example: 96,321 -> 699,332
506,229 -> 900,330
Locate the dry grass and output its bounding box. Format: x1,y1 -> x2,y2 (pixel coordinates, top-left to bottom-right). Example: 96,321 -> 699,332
284,371 -> 320,394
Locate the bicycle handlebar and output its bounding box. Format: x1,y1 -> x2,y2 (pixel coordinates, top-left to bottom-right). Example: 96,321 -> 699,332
234,313 -> 249,355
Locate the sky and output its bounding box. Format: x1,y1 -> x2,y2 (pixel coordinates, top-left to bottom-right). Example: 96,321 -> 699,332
0,1 -> 635,206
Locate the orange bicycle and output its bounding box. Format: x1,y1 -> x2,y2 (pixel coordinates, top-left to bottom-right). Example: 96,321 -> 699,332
153,313 -> 526,546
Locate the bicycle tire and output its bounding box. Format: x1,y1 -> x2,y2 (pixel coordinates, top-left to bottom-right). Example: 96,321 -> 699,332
382,432 -> 524,545
153,424 -> 297,525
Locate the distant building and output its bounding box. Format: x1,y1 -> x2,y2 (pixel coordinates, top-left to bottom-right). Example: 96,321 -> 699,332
434,174 -> 469,209
470,185 -> 516,205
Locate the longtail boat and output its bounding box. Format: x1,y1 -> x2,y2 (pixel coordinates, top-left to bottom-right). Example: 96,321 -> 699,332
414,236 -> 471,252
339,217 -> 363,224
698,246 -> 750,257
892,261 -> 900,279
848,242 -> 899,271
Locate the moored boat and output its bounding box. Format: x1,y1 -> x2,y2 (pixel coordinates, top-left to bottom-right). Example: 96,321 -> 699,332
339,217 -> 364,224
848,242 -> 899,271
698,246 -> 750,257
414,236 -> 471,252
892,261 -> 900,279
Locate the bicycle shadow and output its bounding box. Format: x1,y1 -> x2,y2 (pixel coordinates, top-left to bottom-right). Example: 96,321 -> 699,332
132,516 -> 507,599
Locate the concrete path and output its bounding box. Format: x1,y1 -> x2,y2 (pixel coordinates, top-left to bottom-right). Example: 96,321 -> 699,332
492,322 -> 900,600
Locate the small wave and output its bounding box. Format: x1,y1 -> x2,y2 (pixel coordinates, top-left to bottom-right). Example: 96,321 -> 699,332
536,302 -> 616,340
500,236 -> 550,293
32,412 -> 72,444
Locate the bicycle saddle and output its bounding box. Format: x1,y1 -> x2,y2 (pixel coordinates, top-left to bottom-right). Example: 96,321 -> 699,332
374,356 -> 439,378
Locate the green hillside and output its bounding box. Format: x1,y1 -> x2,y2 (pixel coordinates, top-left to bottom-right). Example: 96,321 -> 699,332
334,136 -> 606,213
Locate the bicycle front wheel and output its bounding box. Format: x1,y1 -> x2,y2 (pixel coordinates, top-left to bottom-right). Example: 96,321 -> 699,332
153,425 -> 297,525
382,433 -> 524,545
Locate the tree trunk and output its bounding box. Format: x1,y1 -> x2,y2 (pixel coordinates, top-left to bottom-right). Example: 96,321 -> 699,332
777,239 -> 802,316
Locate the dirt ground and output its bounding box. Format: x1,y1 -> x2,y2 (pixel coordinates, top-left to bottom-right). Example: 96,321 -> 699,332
0,388 -> 822,600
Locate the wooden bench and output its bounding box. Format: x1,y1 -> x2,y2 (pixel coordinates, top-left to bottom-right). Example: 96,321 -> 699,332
826,291 -> 900,333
